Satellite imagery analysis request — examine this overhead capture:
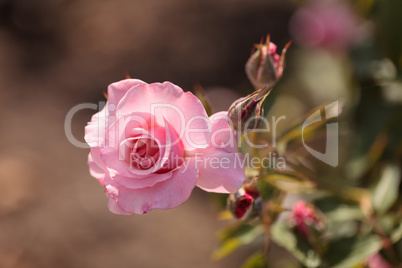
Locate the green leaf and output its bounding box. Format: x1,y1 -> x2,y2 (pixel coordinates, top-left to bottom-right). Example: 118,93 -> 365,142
391,221 -> 402,243
193,84 -> 213,116
213,224 -> 265,260
241,252 -> 268,268
218,223 -> 256,241
314,197 -> 365,222
311,176 -> 367,203
313,197 -> 365,239
260,169 -> 315,193
212,239 -> 243,261
379,213 -> 398,234
324,235 -> 382,268
371,163 -> 401,215
270,224 -> 321,268
276,101 -> 343,154
256,176 -> 275,201
377,0 -> 402,71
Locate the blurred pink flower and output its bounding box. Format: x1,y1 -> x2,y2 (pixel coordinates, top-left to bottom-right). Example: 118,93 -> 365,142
291,200 -> 320,237
290,0 -> 360,50
367,253 -> 392,268
85,79 -> 245,215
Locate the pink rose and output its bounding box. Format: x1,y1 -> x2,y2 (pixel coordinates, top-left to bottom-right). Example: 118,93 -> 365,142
85,79 -> 245,215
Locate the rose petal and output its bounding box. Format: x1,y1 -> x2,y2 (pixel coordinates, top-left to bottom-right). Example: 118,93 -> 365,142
109,170 -> 173,189
85,79 -> 147,149
100,113 -> 185,189
100,113 -> 164,178
196,147 -> 245,193
208,111 -> 237,153
116,81 -> 211,151
107,79 -> 147,109
89,147 -> 106,170
107,198 -> 132,216
105,157 -> 198,215
85,107 -> 109,148
88,153 -> 105,185
194,111 -> 245,193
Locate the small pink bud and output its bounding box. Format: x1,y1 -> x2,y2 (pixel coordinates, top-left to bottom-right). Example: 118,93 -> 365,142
245,35 -> 291,90
291,201 -> 321,237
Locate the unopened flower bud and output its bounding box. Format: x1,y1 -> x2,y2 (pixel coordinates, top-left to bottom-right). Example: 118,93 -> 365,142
290,201 -> 323,238
228,86 -> 271,135
245,35 -> 291,90
228,186 -> 262,220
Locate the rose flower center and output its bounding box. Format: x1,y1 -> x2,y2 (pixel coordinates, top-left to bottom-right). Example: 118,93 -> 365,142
129,137 -> 160,170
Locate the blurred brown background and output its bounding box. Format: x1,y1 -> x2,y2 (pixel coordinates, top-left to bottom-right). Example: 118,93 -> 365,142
0,0 -> 293,267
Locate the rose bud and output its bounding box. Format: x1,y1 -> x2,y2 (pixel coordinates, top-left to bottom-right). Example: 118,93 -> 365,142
245,35 -> 291,90
290,201 -> 323,238
227,86 -> 271,135
228,186 -> 262,220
